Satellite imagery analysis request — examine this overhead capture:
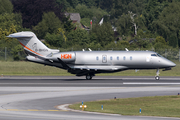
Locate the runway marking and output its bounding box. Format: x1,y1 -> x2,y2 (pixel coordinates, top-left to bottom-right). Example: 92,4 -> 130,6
6,109 -> 19,111
0,83 -> 123,85
47,110 -> 60,111
27,109 -> 39,111
0,109 -> 67,112
122,78 -> 180,80
123,83 -> 180,85
0,114 -> 68,120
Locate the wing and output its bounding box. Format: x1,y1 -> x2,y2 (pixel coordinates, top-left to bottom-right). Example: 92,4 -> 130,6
68,65 -> 128,76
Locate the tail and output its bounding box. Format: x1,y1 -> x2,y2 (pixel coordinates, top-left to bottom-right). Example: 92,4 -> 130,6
7,31 -> 59,57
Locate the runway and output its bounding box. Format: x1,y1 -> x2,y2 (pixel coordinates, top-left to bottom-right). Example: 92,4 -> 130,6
0,76 -> 180,120
1,76 -> 180,87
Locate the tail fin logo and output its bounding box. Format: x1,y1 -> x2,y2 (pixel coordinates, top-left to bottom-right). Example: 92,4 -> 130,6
32,43 -> 48,52
32,43 -> 38,52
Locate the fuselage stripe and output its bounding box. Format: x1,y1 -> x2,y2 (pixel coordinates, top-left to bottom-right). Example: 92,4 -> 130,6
19,42 -> 43,56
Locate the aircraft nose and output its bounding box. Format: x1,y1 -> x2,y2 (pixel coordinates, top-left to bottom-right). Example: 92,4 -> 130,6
168,61 -> 176,67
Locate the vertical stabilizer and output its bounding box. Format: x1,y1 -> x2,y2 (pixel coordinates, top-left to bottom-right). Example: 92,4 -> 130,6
7,31 -> 59,57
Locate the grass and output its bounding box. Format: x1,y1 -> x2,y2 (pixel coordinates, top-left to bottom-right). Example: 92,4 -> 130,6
69,95 -> 180,118
0,61 -> 69,76
0,60 -> 179,76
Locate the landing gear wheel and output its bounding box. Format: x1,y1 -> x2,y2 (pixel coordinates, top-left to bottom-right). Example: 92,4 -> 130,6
86,75 -> 92,80
155,69 -> 160,80
155,76 -> 160,80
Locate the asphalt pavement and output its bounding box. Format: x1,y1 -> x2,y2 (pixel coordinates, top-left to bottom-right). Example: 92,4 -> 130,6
0,76 -> 180,120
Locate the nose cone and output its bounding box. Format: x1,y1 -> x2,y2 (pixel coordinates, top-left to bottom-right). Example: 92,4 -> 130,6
168,61 -> 176,67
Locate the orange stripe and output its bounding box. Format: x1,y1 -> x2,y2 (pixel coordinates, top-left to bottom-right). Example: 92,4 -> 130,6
19,42 -> 43,56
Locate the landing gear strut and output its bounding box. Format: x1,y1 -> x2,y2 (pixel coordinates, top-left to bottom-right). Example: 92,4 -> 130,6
155,69 -> 160,80
86,75 -> 92,80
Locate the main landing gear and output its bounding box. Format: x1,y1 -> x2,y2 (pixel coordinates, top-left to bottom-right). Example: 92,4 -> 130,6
86,74 -> 94,80
155,69 -> 160,80
86,75 -> 92,80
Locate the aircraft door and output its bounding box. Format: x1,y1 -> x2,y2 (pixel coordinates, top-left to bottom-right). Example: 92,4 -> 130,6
102,55 -> 107,63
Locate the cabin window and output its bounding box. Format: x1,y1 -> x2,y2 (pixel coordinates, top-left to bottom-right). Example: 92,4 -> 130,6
117,56 -> 119,60
151,54 -> 157,57
96,56 -> 99,60
110,56 -> 113,60
123,56 -> 126,60
130,56 -> 132,60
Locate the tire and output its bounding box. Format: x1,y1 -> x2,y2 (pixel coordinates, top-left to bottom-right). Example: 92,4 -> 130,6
155,76 -> 160,80
86,75 -> 92,80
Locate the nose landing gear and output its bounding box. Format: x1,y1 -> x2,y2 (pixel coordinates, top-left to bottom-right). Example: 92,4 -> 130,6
155,69 -> 160,80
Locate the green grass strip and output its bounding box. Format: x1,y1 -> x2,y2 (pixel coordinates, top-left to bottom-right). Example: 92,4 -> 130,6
69,95 -> 180,118
0,61 -> 179,76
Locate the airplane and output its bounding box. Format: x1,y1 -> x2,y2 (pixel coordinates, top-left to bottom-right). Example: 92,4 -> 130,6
7,31 -> 176,80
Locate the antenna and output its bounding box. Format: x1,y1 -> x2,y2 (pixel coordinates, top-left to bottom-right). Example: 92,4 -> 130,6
125,48 -> 129,51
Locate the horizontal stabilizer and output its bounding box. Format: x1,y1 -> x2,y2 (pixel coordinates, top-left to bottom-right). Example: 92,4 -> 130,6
7,32 -> 33,38
7,35 -> 33,38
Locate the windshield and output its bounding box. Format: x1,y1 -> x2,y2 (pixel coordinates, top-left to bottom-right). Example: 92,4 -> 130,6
157,54 -> 162,57
151,54 -> 162,57
151,54 -> 157,57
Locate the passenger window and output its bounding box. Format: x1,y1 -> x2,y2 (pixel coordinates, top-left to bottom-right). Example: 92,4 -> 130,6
123,56 -> 126,60
110,56 -> 113,60
117,56 -> 119,60
96,56 -> 99,60
151,54 -> 157,57
130,56 -> 132,60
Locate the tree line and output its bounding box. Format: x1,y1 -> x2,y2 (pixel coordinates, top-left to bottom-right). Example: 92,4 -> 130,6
0,0 -> 180,60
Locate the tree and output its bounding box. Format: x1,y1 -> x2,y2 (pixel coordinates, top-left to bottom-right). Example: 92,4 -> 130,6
110,0 -> 147,19
168,34 -> 178,48
0,0 -> 13,14
12,0 -> 64,28
66,0 -> 79,8
45,33 -> 64,48
33,12 -> 63,39
155,36 -> 166,44
142,0 -> 168,31
90,22 -> 114,47
67,28 -> 90,47
0,13 -> 22,31
62,16 -> 75,33
129,11 -> 138,35
153,2 -> 180,47
116,14 -> 132,36
56,0 -> 71,11
74,4 -> 107,21
97,0 -> 114,12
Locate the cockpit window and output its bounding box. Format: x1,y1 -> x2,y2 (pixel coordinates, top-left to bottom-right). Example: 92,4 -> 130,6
151,54 -> 157,57
151,54 -> 162,57
157,54 -> 162,57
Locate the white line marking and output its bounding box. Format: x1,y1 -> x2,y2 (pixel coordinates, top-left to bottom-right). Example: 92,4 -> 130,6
123,83 -> 180,85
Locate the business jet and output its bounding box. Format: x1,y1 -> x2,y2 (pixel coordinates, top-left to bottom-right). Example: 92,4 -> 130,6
7,31 -> 176,80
